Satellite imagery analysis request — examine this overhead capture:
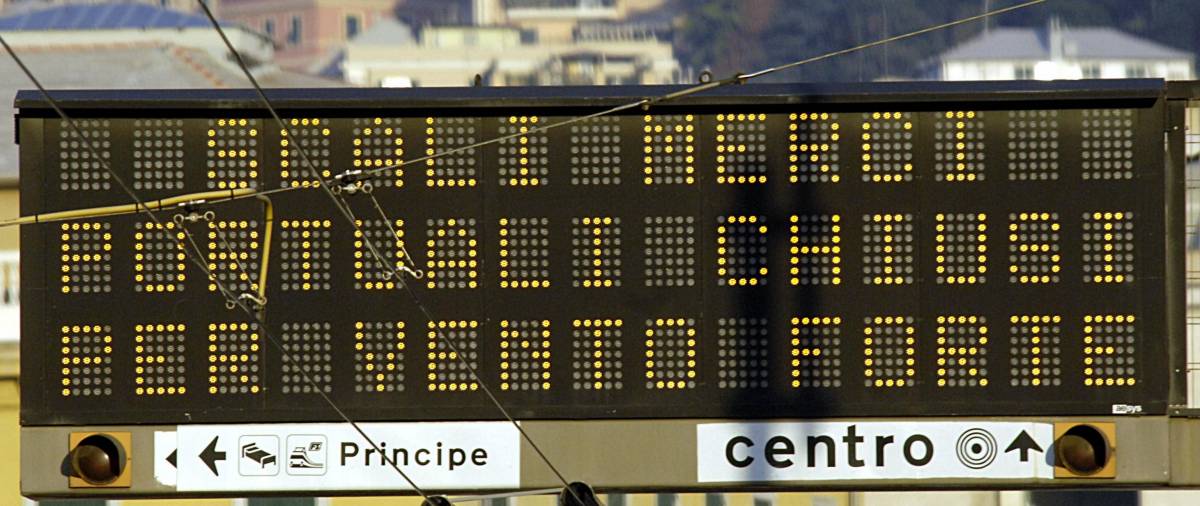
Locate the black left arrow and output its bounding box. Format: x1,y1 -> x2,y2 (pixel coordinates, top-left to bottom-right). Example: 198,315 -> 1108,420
166,449 -> 177,468
1004,430 -> 1044,462
199,436 -> 226,476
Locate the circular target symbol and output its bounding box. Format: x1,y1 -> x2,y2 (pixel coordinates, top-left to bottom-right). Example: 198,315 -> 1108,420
956,428 -> 997,469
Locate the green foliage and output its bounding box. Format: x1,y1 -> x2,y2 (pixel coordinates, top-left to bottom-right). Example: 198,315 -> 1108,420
676,0 -> 1200,81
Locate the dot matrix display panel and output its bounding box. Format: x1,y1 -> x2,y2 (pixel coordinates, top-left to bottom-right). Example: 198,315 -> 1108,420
17,83 -> 1179,425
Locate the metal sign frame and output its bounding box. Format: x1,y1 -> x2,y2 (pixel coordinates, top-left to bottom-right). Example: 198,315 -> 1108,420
17,80 -> 1185,427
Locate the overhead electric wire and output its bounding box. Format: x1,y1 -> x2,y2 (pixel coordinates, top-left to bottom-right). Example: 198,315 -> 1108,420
0,28 -> 436,502
193,0 -> 590,496
0,0 -> 1048,229
191,0 -> 1048,496
0,0 -> 1048,499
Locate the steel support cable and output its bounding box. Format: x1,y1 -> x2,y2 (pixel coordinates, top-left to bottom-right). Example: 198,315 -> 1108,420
173,218 -> 435,499
193,0 -> 592,498
187,1 -> 1046,493
275,0 -> 1054,193
191,0 -> 397,301
360,195 -> 585,493
0,31 -> 436,501
191,1 -> 1047,496
0,0 -> 1047,227
0,0 -> 1049,497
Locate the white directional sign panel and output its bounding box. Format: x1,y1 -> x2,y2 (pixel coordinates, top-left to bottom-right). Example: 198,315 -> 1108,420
154,431 -> 178,487
698,422 -> 1054,482
168,422 -> 520,492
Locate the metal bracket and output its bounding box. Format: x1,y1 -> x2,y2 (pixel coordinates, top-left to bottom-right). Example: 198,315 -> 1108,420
171,200 -> 215,224
331,169 -> 374,196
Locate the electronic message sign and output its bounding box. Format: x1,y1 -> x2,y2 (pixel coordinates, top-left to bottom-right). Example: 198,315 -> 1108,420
17,81 -> 1183,430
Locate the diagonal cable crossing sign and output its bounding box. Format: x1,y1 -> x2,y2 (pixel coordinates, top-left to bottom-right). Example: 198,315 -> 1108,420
14,79 -> 1186,496
17,82 -> 1178,424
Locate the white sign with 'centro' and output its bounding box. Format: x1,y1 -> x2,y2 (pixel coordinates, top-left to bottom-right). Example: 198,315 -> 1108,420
698,422 -> 1054,482
171,422 -> 519,492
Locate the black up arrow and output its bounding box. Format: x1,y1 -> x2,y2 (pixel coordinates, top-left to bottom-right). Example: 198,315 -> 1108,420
1005,430 -> 1044,462
199,436 -> 226,476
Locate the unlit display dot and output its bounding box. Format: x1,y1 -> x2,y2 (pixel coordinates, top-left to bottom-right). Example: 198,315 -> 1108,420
206,118 -> 259,189
718,318 -> 769,389
424,117 -> 478,188
281,322 -> 332,394
280,118 -> 333,188
643,216 -> 695,287
717,215 -> 767,286
789,215 -> 841,286
644,318 -> 698,390
935,213 -> 987,285
427,320 -> 480,392
1083,315 -> 1137,387
935,111 -> 985,182
715,113 -> 768,184
58,119 -> 112,191
206,322 -> 260,395
788,112 -> 841,183
133,119 -> 185,191
59,221 -> 113,294
499,217 -> 550,289
206,221 -> 260,294
134,323 -> 187,396
354,321 -> 406,393
58,324 -> 113,397
1082,109 -> 1135,180
935,315 -> 989,388
642,114 -> 696,185
134,221 -> 186,294
353,117 -> 404,187
1008,315 -> 1062,387
572,217 -> 621,288
862,214 -> 914,285
354,218 -> 406,290
425,218 -> 479,289
570,116 -> 621,185
499,116 -> 549,187
59,219 -> 112,294
571,318 -> 623,391
1007,212 -> 1060,284
1082,211 -> 1134,283
500,320 -> 552,391
280,220 -> 333,291
863,316 -> 916,388
790,316 -> 842,388
1007,110 -> 1059,181
860,112 -> 914,183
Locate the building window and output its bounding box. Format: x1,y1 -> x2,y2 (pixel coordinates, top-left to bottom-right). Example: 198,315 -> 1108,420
264,19 -> 275,38
346,15 -> 361,39
1126,64 -> 1148,78
1082,63 -> 1101,79
1014,64 -> 1034,80
288,16 -> 302,45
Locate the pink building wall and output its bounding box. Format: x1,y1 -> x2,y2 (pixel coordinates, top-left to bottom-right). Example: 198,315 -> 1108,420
220,0 -> 394,72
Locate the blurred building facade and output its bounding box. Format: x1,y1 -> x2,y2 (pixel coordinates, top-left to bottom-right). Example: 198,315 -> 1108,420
472,0 -> 668,42
930,18 -> 1195,81
343,20 -> 678,86
217,0 -> 395,73
345,0 -> 679,87
0,0 -> 211,16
